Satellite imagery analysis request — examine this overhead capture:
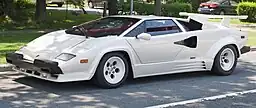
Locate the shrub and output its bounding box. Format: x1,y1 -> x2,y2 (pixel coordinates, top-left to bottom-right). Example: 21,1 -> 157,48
237,2 -> 256,22
121,2 -> 192,17
15,0 -> 35,9
162,3 -> 192,17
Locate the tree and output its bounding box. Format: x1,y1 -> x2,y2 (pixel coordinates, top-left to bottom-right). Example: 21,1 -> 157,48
154,0 -> 161,16
35,0 -> 46,22
108,0 -> 118,15
0,0 -> 15,17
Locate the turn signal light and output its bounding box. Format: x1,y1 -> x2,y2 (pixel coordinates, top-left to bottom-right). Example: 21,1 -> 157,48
80,59 -> 88,63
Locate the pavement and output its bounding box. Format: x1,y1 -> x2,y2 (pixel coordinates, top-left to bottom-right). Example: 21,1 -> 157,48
0,51 -> 256,108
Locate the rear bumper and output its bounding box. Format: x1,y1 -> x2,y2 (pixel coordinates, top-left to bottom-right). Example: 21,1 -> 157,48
6,53 -> 63,74
198,8 -> 219,14
240,46 -> 251,54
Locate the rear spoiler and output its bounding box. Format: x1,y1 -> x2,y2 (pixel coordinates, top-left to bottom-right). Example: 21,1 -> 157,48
179,12 -> 248,27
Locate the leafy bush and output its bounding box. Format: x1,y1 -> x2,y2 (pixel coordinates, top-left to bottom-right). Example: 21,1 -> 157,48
121,2 -> 192,17
162,3 -> 192,17
15,0 -> 35,9
237,2 -> 256,22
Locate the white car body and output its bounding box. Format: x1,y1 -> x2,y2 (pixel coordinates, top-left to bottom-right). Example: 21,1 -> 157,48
7,13 -> 249,83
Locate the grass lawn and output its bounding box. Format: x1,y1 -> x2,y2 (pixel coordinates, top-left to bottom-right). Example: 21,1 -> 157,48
248,31 -> 256,46
208,19 -> 255,25
0,9 -> 100,31
0,31 -> 255,64
0,32 -> 43,64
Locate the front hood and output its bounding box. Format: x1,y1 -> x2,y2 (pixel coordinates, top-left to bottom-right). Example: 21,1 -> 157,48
18,30 -> 86,60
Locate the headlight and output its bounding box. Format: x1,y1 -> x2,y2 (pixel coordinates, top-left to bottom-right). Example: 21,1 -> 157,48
56,53 -> 76,61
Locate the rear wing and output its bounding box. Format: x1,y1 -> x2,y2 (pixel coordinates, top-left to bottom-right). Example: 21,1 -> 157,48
179,12 -> 248,27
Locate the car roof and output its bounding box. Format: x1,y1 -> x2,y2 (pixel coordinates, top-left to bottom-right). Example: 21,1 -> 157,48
109,15 -> 176,20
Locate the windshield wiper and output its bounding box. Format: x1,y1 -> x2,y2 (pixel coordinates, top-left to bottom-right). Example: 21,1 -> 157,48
72,26 -> 89,38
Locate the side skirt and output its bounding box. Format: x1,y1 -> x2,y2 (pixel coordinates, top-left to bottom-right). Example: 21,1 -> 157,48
133,59 -> 213,78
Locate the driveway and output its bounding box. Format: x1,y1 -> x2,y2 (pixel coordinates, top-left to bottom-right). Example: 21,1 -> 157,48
0,52 -> 256,108
46,6 -> 107,15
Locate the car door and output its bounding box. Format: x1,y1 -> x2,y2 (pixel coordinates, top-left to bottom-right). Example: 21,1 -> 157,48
220,0 -> 232,14
125,19 -> 189,64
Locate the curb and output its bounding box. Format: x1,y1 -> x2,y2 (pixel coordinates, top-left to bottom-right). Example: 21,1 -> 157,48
251,46 -> 256,51
0,64 -> 13,72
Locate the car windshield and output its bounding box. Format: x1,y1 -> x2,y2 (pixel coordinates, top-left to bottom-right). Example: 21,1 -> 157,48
65,17 -> 140,37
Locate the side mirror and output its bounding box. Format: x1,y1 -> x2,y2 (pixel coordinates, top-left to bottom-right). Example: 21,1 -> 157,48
137,33 -> 151,40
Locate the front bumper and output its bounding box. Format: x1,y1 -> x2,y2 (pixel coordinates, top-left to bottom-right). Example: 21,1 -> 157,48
6,53 -> 63,75
240,46 -> 251,54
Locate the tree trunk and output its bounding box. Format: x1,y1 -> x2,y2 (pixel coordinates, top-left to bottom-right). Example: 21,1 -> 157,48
35,0 -> 46,22
108,0 -> 118,15
192,0 -> 200,12
2,0 -> 15,17
154,0 -> 161,16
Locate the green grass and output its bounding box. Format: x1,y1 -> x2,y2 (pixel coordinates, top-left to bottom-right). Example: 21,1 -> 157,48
0,9 -> 100,31
0,31 -> 256,64
248,31 -> 256,46
0,32 -> 43,64
208,19 -> 255,25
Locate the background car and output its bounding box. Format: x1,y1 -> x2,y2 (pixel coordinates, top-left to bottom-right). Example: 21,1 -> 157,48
46,0 -> 65,7
198,0 -> 238,15
87,0 -> 129,8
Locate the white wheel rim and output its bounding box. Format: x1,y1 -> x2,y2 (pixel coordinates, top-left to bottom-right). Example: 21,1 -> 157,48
220,11 -> 225,15
103,57 -> 126,84
219,48 -> 235,71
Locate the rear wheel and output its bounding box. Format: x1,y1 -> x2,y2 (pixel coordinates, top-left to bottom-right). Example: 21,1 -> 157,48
220,10 -> 225,15
211,45 -> 238,76
94,53 -> 129,88
57,3 -> 63,7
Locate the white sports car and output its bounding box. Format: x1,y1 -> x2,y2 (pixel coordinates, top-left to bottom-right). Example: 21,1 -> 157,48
6,13 -> 251,88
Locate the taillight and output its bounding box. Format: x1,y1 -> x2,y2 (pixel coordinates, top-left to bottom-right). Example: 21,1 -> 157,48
209,4 -> 218,8
200,3 -> 208,7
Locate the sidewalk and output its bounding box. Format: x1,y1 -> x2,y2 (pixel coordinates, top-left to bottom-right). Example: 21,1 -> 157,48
231,24 -> 256,31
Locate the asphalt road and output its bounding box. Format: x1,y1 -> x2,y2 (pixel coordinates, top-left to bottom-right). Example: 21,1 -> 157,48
0,51 -> 256,108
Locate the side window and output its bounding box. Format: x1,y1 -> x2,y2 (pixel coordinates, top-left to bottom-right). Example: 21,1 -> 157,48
125,22 -> 145,37
230,0 -> 238,6
221,0 -> 230,5
145,19 -> 181,36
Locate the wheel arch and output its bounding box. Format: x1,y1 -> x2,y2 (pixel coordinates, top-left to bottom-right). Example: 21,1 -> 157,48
207,36 -> 240,59
89,49 -> 135,80
206,36 -> 241,69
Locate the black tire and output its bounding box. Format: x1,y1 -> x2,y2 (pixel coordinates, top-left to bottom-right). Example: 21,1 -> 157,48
57,3 -> 63,7
93,52 -> 129,89
211,45 -> 238,76
88,1 -> 94,8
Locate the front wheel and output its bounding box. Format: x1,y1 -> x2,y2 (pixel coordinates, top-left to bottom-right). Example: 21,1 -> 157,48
211,45 -> 238,76
94,53 -> 129,89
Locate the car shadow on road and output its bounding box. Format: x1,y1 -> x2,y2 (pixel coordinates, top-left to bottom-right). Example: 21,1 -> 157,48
13,60 -> 256,94
5,59 -> 256,108
13,71 -> 212,92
